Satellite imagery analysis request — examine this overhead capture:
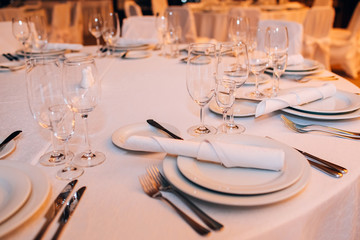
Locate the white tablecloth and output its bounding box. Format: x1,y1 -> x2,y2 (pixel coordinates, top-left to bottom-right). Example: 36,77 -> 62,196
1,46 -> 360,239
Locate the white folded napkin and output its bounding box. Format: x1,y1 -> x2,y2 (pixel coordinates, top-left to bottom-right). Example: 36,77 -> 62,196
255,83 -> 337,117
287,54 -> 304,66
45,43 -> 83,51
124,136 -> 285,171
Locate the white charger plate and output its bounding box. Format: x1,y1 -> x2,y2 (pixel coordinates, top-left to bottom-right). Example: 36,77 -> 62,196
0,161 -> 51,237
209,99 -> 257,117
282,107 -> 360,120
177,135 -> 307,195
265,61 -> 324,76
16,49 -> 65,57
0,140 -> 16,159
112,122 -> 181,150
285,59 -> 320,72
0,166 -> 32,224
0,61 -> 25,72
244,73 -> 270,85
163,154 -> 311,206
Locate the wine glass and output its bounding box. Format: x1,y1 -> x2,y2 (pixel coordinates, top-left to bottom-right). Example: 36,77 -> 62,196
12,16 -> 30,57
186,43 -> 217,136
265,26 -> 289,97
29,15 -> 48,50
215,79 -> 236,134
88,13 -> 103,57
102,12 -> 120,55
62,58 -> 105,167
217,42 -> 249,134
26,57 -> 71,166
228,16 -> 249,45
49,104 -> 84,180
247,27 -> 269,98
164,10 -> 180,58
155,13 -> 167,56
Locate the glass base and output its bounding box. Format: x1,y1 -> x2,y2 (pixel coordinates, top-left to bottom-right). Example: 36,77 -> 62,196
56,165 -> 84,180
72,151 -> 105,168
263,87 -> 280,98
39,150 -> 73,167
218,123 -> 245,134
246,90 -> 266,99
187,124 -> 217,136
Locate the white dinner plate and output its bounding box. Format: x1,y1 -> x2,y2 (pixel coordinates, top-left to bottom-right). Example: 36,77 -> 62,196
0,61 -> 25,72
285,59 -> 320,72
0,166 -> 32,224
0,161 -> 51,237
209,99 -> 257,117
244,73 -> 270,85
15,48 -> 66,57
289,90 -> 360,115
122,51 -> 151,59
163,155 -> 311,206
112,122 -> 181,151
282,107 -> 360,120
113,43 -> 150,51
0,140 -> 16,159
64,52 -> 92,60
177,135 -> 307,195
265,62 -> 324,76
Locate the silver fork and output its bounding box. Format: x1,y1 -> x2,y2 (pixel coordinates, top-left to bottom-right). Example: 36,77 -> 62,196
286,75 -> 338,83
147,166 -> 224,231
138,174 -> 210,236
281,115 -> 360,139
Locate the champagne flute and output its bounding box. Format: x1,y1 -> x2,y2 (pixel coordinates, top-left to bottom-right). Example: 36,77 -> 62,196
264,26 -> 289,97
62,58 -> 105,167
217,42 -> 249,134
155,13 -> 167,56
228,16 -> 249,45
186,43 -> 217,136
12,16 -> 30,57
247,27 -> 268,98
26,57 -> 71,166
102,12 -> 120,55
49,104 -> 84,180
88,13 -> 103,57
29,15 -> 48,50
215,79 -> 236,134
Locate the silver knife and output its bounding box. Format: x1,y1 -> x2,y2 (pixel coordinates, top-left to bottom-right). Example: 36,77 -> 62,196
0,130 -> 22,151
33,180 -> 77,240
51,186 -> 86,240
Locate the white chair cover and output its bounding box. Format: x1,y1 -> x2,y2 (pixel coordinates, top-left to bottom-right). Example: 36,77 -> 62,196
151,0 -> 168,15
259,20 -> 303,55
165,6 -> 198,43
302,6 -> 335,70
121,16 -> 158,44
124,1 -> 143,18
312,0 -> 333,7
0,21 -> 21,53
329,2 -> 360,78
228,6 -> 261,20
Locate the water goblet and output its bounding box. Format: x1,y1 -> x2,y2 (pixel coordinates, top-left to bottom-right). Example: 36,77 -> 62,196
26,57 -> 70,166
29,15 -> 48,50
62,58 -> 105,167
228,16 -> 249,45
264,26 -> 289,97
217,42 -> 249,134
12,16 -> 30,57
215,79 -> 236,134
88,13 -> 103,57
102,12 -> 120,55
155,13 -> 167,56
186,43 -> 217,136
49,104 -> 84,180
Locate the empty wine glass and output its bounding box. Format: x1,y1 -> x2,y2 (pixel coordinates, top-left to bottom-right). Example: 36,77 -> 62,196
88,13 -> 103,57
247,27 -> 269,98
265,26 -> 289,97
186,43 -> 217,136
215,79 -> 236,133
26,57 -> 71,166
29,15 -> 48,50
49,104 -> 84,180
62,58 -> 105,167
164,10 -> 180,58
155,13 -> 167,56
12,16 -> 30,57
217,42 -> 249,134
228,16 -> 249,45
102,12 -> 120,55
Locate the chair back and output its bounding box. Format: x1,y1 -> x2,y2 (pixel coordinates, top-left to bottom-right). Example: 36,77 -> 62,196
124,1 -> 143,18
347,2 -> 360,38
122,16 -> 158,43
312,0 -> 333,7
151,0 -> 168,16
165,6 -> 197,43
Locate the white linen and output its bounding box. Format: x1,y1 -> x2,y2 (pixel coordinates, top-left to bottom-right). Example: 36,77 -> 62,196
287,54 -> 304,66
124,136 -> 285,171
46,43 -> 83,51
255,83 -> 337,117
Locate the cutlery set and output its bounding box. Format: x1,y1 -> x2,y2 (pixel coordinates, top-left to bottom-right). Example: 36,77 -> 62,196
34,180 -> 86,240
2,53 -> 20,61
0,130 -> 22,152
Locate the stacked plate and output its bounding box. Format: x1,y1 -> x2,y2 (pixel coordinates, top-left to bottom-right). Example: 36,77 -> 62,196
112,43 -> 151,52
163,134 -> 311,206
0,161 -> 50,237
15,48 -> 66,57
266,59 -> 324,76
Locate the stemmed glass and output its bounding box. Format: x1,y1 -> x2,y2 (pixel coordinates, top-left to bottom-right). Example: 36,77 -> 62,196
247,27 -> 269,98
62,58 -> 105,167
186,43 -> 217,136
49,104 -> 84,180
29,15 -> 48,50
102,12 -> 120,55
88,13 -> 103,57
164,10 -> 180,58
265,26 -> 289,97
228,16 -> 249,45
26,57 -> 72,166
215,79 -> 236,133
12,16 -> 30,57
217,42 -> 249,134
155,13 -> 167,56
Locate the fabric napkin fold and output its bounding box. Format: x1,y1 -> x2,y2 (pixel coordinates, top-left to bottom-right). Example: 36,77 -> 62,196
124,136 -> 285,171
45,43 -> 83,51
287,54 -> 304,66
255,83 -> 337,117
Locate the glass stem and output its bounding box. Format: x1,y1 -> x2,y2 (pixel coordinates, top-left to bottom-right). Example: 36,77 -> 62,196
82,114 -> 92,157
199,106 -> 206,130
228,107 -> 236,127
254,73 -> 260,94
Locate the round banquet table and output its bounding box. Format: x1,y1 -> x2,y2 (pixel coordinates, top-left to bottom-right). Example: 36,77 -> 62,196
0,46 -> 360,240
